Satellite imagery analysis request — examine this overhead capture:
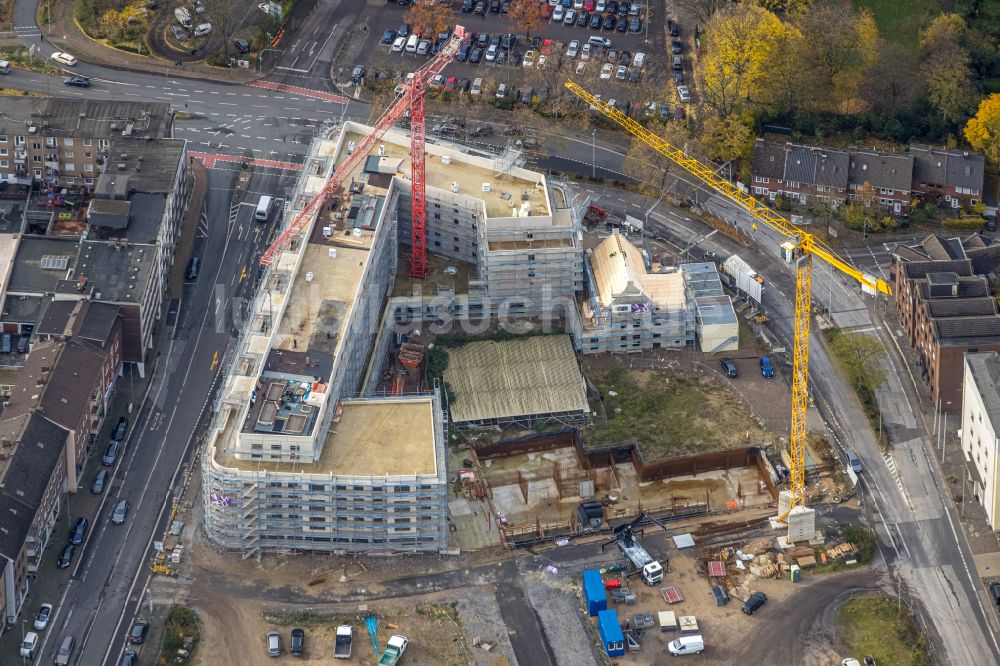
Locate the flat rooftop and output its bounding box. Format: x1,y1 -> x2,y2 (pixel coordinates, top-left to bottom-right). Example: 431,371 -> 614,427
339,128 -> 549,219
274,242 -> 371,358
217,398 -> 437,477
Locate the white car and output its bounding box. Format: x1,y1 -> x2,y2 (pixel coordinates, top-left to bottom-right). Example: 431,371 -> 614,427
564,9 -> 576,24
552,6 -> 564,21
20,632 -> 38,659
616,64 -> 627,80
566,40 -> 579,58
677,84 -> 690,102
496,82 -> 507,98
600,63 -> 613,79
581,43 -> 592,60
485,43 -> 498,61
391,36 -> 406,52
538,54 -> 547,68
50,52 -> 77,66
633,52 -> 645,68
34,603 -> 53,631
596,0 -> 606,10
522,50 -> 536,67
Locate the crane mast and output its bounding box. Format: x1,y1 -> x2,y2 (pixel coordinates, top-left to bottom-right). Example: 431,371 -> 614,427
260,27 -> 466,269
563,81 -> 890,522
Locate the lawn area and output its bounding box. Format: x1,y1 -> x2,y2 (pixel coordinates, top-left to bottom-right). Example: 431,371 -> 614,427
156,605 -> 200,665
837,594 -> 931,666
585,367 -> 766,459
855,0 -> 941,47
0,46 -> 60,75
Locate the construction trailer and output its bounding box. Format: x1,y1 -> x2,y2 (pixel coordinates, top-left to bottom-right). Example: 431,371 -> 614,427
582,569 -> 608,616
597,609 -> 625,657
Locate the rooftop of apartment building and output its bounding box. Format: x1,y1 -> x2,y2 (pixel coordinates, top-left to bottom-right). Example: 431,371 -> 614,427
966,352 -> 1000,425
910,145 -> 985,189
0,413 -> 68,562
0,98 -> 171,139
102,138 -> 185,194
340,124 -> 550,220
0,200 -> 25,234
7,236 -> 80,294
76,240 -> 155,304
589,229 -> 686,310
218,396 -> 438,478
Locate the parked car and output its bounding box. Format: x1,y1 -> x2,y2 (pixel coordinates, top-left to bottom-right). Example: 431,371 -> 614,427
496,82 -> 508,98
113,416 -> 129,441
34,603 -> 54,631
267,630 -> 281,656
20,631 -> 38,659
471,77 -> 482,94
234,38 -> 251,53
91,469 -> 109,494
54,636 -> 75,666
616,65 -> 627,80
129,619 -> 150,644
121,650 -> 138,666
760,356 -> 775,378
186,256 -> 200,280
456,43 -> 470,61
677,85 -> 690,102
291,628 -> 305,656
382,29 -> 396,44
102,439 -> 121,466
50,52 -> 78,66
69,517 -> 88,545
720,358 -> 738,378
600,62 -> 613,79
470,47 -> 483,63
391,35 -> 406,52
112,499 -> 130,525
741,591 -> 767,615
847,450 -> 862,474
1,333 -> 11,353
589,13 -> 602,29
668,19 -> 680,36
629,17 -> 641,32
671,39 -> 683,54
567,40 -> 579,58
57,544 -> 75,569
603,15 -> 616,30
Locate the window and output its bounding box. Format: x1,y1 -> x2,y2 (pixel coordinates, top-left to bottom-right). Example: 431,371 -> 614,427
528,254 -> 535,261
14,136 -> 24,146
64,163 -> 75,172
0,149 -> 6,156
64,151 -> 74,158
84,152 -> 91,159
32,143 -> 41,150
0,135 -> 6,142
32,155 -> 40,163
98,139 -> 109,150
83,139 -> 92,146
0,161 -> 6,168
33,170 -> 41,178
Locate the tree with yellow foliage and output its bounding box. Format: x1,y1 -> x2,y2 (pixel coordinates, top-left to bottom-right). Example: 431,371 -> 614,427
699,5 -> 789,119
701,114 -> 755,163
405,1 -> 454,37
965,94 -> 1000,165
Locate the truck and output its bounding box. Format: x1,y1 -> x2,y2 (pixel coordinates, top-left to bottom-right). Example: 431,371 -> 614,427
378,635 -> 408,665
601,512 -> 666,586
333,625 -> 352,659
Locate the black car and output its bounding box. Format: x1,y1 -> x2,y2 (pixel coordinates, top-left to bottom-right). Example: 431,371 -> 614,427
619,50 -> 630,66
69,517 -> 88,546
741,591 -> 767,615
186,256 -> 200,280
477,32 -> 490,48
398,23 -> 410,38
607,0 -> 618,12
130,619 -> 150,644
671,39 -> 683,54
616,17 -> 628,31
290,628 -> 305,656
603,15 -> 616,30
17,334 -> 29,354
456,43 -> 471,61
668,19 -> 680,36
103,439 -> 121,466
617,1 -> 629,16
381,29 -> 396,44
474,1 -> 486,15
629,17 -> 641,32
470,47 -> 484,63
63,76 -> 90,88
501,33 -> 516,50
234,38 -> 251,53
461,0 -> 474,10
91,469 -> 109,494
720,358 -> 738,378
57,544 -> 74,569
590,13 -> 602,29
113,416 -> 129,441
577,10 -> 589,26
489,33 -> 502,47
489,0 -> 500,12
673,70 -> 684,84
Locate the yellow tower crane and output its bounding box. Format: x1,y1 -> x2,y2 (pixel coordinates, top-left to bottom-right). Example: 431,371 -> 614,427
565,81 -> 892,519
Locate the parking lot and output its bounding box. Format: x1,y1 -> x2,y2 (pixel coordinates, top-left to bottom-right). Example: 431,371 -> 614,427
359,1 -> 695,114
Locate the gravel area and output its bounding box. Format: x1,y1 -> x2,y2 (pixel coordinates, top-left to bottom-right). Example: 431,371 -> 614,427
453,587 -> 520,666
523,571 -> 602,666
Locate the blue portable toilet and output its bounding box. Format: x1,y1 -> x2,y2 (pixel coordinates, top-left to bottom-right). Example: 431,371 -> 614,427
597,609 -> 625,657
582,569 -> 607,616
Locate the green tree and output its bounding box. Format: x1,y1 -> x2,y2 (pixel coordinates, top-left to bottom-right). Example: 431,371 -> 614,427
829,330 -> 886,394
964,93 -> 1000,164
924,54 -> 977,124
701,114 -> 754,163
861,40 -> 923,118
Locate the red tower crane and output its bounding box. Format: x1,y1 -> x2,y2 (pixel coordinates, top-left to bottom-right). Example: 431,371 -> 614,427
259,26 -> 467,269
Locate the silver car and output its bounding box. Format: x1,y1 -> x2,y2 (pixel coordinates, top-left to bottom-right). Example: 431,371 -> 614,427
111,499 -> 130,525
267,630 -> 281,657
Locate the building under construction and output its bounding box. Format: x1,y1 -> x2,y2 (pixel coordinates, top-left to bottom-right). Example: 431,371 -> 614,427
201,120 -> 577,556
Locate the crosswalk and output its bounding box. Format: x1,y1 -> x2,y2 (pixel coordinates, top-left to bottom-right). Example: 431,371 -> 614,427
882,451 -> 909,502
14,25 -> 41,38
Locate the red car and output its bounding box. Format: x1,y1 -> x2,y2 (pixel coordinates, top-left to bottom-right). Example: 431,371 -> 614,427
583,1 -> 595,9
444,76 -> 458,91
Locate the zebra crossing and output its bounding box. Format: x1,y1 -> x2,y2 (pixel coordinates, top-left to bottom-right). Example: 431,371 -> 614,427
882,451 -> 909,503
14,25 -> 41,38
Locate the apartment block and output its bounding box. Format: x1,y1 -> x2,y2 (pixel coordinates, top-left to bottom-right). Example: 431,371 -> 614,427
961,352 -> 1000,531
910,145 -> 985,209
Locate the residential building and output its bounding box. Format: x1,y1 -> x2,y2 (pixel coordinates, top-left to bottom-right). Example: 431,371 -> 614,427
960,352 -> 1000,531
892,234 -> 1000,408
910,145 -> 985,209
0,98 -> 172,188
0,413 -> 69,630
846,149 -> 913,214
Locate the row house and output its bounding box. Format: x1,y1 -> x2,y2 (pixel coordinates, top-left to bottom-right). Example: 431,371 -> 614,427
910,145 -> 986,209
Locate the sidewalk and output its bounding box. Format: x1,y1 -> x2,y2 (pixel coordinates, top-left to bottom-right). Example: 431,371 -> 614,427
25,0 -> 258,84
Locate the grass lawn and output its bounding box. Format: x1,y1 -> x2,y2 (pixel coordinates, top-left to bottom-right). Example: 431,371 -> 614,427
855,0 -> 942,47
837,595 -> 931,666
585,367 -> 765,459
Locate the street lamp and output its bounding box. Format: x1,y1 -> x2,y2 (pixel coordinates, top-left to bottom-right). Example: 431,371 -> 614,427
257,48 -> 284,72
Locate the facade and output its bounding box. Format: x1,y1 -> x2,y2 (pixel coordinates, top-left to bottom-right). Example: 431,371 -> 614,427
750,139 -> 914,214
892,234 -> 1000,409
0,413 -> 69,630
0,99 -> 172,188
910,145 -> 985,209
960,352 -> 1000,531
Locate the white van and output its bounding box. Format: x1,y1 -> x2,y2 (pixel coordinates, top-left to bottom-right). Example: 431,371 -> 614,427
0,61 -> 10,75
194,23 -> 212,37
668,634 -> 704,656
405,34 -> 419,53
174,7 -> 192,28
471,77 -> 482,95
255,195 -> 274,222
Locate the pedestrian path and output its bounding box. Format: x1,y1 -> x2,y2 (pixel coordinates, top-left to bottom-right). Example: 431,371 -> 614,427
248,80 -> 349,104
187,151 -> 302,171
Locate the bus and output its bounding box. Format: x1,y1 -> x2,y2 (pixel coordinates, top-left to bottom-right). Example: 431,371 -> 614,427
255,195 -> 274,222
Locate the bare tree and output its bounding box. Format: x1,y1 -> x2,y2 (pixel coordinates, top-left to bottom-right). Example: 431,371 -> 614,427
507,0 -> 546,41
206,0 -> 243,60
